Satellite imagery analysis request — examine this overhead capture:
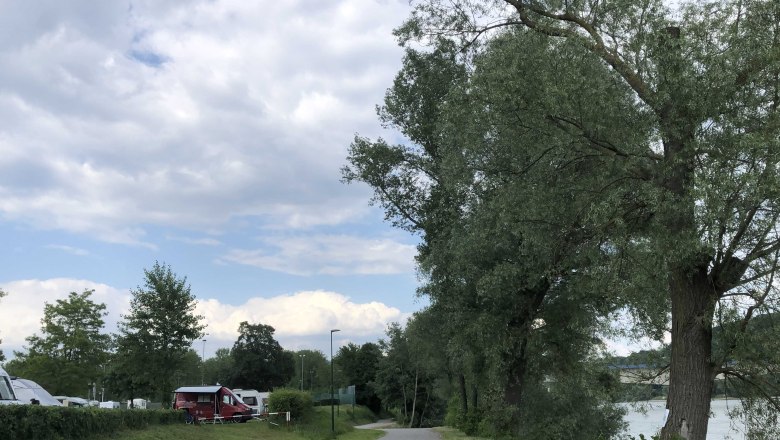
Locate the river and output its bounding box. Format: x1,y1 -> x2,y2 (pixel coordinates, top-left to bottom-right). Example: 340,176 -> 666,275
622,399 -> 750,439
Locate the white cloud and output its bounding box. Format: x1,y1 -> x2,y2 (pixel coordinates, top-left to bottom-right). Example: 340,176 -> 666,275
45,244 -> 90,256
0,0 -> 409,244
220,234 -> 417,275
0,278 -> 406,360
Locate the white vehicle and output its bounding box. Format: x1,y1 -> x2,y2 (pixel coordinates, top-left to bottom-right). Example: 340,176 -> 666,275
99,401 -> 120,409
10,378 -> 62,406
232,389 -> 270,415
0,367 -> 21,405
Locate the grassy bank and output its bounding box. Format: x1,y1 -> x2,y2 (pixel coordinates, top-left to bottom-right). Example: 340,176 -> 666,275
434,426 -> 490,440
103,405 -> 382,440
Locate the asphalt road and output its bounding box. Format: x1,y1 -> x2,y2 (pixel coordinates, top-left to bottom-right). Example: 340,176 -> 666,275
356,420 -> 443,440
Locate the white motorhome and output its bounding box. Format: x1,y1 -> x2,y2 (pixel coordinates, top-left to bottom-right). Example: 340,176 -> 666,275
232,389 -> 270,415
0,367 -> 21,405
11,378 -> 62,406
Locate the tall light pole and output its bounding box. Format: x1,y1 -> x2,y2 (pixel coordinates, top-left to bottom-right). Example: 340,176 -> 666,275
330,329 -> 340,434
300,353 -> 306,391
201,333 -> 209,385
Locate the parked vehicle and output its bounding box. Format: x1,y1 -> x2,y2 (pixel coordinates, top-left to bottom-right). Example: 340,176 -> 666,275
232,389 -> 270,415
10,378 -> 61,406
0,367 -> 21,405
173,386 -> 252,423
99,401 -> 120,409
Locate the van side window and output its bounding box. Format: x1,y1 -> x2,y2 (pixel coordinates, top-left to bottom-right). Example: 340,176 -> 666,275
197,394 -> 211,403
243,396 -> 257,405
223,395 -> 231,405
0,377 -> 14,400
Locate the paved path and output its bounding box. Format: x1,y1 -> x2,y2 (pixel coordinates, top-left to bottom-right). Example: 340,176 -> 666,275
356,420 -> 443,440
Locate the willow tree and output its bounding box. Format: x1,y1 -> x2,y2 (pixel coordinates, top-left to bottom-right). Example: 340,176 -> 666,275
345,30 -> 638,437
392,1 -> 780,439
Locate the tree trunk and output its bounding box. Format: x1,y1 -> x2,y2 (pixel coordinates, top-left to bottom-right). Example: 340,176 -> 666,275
660,266 -> 717,440
409,369 -> 419,428
459,373 -> 468,415
658,126 -> 716,440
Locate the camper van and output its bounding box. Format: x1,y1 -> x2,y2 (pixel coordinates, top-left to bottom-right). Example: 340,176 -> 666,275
11,378 -> 61,406
0,367 -> 21,405
232,389 -> 270,415
173,386 -> 252,423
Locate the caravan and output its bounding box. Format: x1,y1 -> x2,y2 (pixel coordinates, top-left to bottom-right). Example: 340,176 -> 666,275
232,389 -> 270,415
10,378 -> 61,406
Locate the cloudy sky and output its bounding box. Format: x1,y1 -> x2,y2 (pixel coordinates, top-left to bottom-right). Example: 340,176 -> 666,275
0,0 -> 424,360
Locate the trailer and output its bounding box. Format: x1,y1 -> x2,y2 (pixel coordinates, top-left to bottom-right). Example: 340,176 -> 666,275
232,389 -> 270,415
173,386 -> 252,423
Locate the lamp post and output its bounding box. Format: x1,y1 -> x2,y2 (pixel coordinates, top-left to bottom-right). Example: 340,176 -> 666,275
300,354 -> 306,391
201,333 -> 209,385
330,329 -> 340,434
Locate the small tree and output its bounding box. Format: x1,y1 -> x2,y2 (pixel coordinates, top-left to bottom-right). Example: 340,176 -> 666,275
7,289 -> 110,396
114,262 -> 205,405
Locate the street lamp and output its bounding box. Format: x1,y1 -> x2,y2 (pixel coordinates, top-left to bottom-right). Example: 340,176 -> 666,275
300,354 -> 306,391
201,333 -> 209,385
330,329 -> 340,434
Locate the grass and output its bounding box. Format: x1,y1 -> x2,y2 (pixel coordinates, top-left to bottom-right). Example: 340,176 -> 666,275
99,405 -> 383,440
434,426 -> 490,440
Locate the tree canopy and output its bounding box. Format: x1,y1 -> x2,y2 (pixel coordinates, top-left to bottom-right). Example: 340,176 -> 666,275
6,289 -> 110,397
110,262 -> 205,405
345,1 -> 780,438
229,321 -> 294,391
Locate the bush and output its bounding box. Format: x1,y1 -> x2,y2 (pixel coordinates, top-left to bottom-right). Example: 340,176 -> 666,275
268,389 -> 314,420
0,405 -> 181,440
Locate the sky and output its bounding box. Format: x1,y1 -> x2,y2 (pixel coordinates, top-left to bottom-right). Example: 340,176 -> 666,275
0,0 -> 426,361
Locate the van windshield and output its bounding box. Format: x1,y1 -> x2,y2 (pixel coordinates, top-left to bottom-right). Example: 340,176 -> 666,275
0,377 -> 15,400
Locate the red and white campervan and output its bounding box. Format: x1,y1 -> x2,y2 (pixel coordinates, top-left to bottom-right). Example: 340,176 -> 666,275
173,386 -> 253,423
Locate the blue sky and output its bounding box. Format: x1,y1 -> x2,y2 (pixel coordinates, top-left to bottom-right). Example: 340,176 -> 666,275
0,0 -> 427,360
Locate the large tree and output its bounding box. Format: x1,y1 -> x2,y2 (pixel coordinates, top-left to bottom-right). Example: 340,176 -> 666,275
345,30 -> 631,437
6,289 -> 111,397
385,1 -> 780,439
229,321 -> 294,391
335,342 -> 383,413
112,262 -> 205,405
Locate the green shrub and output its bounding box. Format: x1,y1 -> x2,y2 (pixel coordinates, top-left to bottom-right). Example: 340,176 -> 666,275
0,405 -> 181,440
268,388 -> 314,420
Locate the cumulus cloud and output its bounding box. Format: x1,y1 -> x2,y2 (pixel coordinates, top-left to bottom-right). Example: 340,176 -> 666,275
0,278 -> 406,359
0,0 -> 409,244
220,234 -> 417,275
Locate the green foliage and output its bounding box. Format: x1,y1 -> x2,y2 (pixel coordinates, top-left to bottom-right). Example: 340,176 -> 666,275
268,389 -> 314,420
229,321 -> 294,390
111,262 -> 205,405
0,405 -> 180,440
8,289 -> 111,396
287,349 -> 329,393
203,347 -> 234,386
335,343 -> 382,413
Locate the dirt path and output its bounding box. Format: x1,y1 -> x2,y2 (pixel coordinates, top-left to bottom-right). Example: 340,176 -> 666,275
356,420 -> 443,440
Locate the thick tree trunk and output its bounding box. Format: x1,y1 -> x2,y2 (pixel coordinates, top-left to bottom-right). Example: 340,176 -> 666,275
660,267 -> 717,440
658,127 -> 716,440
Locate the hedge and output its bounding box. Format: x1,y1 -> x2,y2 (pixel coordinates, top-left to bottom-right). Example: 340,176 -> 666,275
267,389 -> 313,420
0,405 -> 182,440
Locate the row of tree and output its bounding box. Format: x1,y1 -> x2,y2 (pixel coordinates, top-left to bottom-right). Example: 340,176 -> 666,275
343,1 -> 780,439
0,263 -> 298,406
